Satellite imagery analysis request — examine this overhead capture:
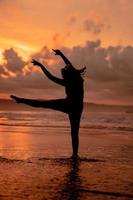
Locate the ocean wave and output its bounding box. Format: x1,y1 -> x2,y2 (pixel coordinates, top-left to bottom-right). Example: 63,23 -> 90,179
0,123 -> 133,132
0,111 -> 133,132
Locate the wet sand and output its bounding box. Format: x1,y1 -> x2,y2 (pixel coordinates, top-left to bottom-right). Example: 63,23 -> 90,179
0,128 -> 133,200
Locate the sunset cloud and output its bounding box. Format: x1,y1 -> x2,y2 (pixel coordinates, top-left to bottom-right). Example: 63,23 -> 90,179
84,19 -> 105,35
0,40 -> 133,105
1,48 -> 26,74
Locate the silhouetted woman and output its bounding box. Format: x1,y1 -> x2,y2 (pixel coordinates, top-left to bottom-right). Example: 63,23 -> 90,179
10,49 -> 86,158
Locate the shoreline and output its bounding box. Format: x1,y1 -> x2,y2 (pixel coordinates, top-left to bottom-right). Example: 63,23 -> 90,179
0,155 -> 133,200
0,129 -> 133,200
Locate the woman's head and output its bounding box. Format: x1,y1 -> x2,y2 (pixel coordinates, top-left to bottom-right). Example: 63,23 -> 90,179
61,65 -> 86,80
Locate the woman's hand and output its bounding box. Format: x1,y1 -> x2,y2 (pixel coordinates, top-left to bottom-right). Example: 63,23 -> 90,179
52,49 -> 62,55
31,59 -> 42,67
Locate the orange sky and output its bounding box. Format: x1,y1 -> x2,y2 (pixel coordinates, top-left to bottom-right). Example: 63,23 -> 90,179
0,0 -> 133,105
0,0 -> 133,59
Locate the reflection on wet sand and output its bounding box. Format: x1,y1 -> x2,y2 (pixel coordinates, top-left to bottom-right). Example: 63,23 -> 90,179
54,158 -> 81,200
0,156 -> 133,200
48,157 -> 103,200
47,157 -> 133,200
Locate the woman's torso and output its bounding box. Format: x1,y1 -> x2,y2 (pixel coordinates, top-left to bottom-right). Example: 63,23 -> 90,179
65,77 -> 84,111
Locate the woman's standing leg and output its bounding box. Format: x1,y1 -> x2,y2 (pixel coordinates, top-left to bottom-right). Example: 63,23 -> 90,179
69,112 -> 82,157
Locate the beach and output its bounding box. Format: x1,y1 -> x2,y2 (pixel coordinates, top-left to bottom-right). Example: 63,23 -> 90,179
0,108 -> 133,199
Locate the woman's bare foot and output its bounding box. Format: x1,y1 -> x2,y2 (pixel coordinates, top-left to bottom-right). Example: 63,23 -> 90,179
70,154 -> 80,160
10,95 -> 21,103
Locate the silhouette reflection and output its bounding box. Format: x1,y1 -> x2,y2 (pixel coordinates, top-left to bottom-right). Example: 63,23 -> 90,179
57,158 -> 81,200
36,157 -> 133,199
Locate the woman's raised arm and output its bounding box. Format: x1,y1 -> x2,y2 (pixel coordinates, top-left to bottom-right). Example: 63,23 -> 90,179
32,59 -> 65,86
52,49 -> 73,66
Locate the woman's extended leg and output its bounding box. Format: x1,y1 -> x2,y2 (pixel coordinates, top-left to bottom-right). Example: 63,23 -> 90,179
69,112 -> 82,158
10,95 -> 69,113
10,95 -> 83,157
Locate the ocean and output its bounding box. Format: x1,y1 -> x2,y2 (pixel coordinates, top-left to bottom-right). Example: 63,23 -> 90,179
0,109 -> 133,132
0,109 -> 133,161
